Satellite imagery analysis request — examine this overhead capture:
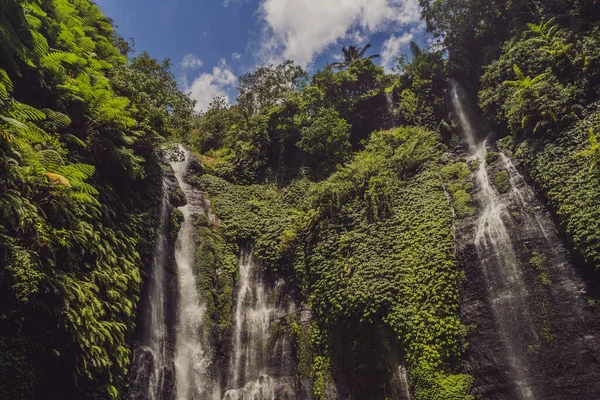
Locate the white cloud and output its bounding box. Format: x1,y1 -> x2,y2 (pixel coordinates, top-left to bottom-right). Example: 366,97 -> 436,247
257,0 -> 421,67
184,59 -> 237,113
231,52 -> 242,60
380,32 -> 414,72
181,53 -> 204,70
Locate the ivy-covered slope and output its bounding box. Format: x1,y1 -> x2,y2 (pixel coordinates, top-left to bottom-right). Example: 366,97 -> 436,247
0,1 -> 193,399
191,127 -> 473,399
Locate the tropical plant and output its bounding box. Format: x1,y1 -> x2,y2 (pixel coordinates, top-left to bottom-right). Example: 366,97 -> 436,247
331,43 -> 380,70
575,128 -> 600,171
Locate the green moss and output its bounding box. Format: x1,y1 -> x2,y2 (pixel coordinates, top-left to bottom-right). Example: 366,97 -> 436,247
529,252 -> 551,286
527,344 -> 540,355
486,151 -> 500,165
452,189 -> 476,218
511,211 -> 522,223
169,208 -> 184,241
168,184 -> 186,207
193,215 -> 237,352
288,316 -> 313,377
493,170 -> 510,193
411,364 -> 475,400
312,355 -> 331,400
540,327 -> 555,343
442,162 -> 475,218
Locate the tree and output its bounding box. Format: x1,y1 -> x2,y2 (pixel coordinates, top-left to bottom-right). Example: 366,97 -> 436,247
237,60 -> 307,117
298,108 -> 351,177
331,43 -> 380,70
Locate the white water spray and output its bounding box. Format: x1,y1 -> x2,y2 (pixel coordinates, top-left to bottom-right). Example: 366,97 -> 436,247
170,147 -> 211,400
225,248 -> 275,400
450,82 -> 536,400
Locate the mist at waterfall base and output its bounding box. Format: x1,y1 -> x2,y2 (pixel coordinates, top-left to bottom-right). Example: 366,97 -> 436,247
451,81 -> 600,400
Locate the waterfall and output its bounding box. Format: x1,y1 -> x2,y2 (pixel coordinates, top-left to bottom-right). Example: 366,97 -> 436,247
128,190 -> 170,400
224,248 -> 276,400
450,83 -> 536,400
451,82 -> 600,399
170,147 -> 211,400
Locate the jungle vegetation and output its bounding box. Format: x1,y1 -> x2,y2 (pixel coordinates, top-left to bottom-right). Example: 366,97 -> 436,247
1,0 -> 599,399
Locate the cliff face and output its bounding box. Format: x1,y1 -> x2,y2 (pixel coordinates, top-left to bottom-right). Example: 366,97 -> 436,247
457,149 -> 600,399
128,164 -> 182,400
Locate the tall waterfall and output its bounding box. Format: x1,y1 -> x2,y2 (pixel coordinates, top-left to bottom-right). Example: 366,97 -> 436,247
451,83 -> 536,399
224,249 -> 276,400
128,190 -> 171,400
170,148 -> 211,400
451,82 -> 600,399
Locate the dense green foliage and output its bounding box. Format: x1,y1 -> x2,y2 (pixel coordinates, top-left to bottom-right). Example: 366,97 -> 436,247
0,1 -> 192,398
187,2 -> 600,398
3,0 -> 599,398
473,9 -> 600,269
191,126 -> 472,398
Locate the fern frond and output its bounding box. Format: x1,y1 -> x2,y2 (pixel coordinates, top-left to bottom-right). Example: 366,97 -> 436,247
64,133 -> 86,147
39,149 -> 66,171
12,102 -> 47,122
42,108 -> 72,128
31,30 -> 49,58
60,163 -> 95,181
77,36 -> 95,54
0,115 -> 27,130
25,14 -> 42,30
513,64 -> 524,79
23,1 -> 48,18
23,122 -> 50,143
73,182 -> 99,196
40,51 -> 79,71
0,69 -> 14,99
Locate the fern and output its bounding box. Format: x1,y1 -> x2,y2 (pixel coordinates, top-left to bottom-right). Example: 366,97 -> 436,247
0,68 -> 14,98
12,102 -> 47,122
31,30 -> 49,58
40,51 -> 79,71
42,108 -> 72,128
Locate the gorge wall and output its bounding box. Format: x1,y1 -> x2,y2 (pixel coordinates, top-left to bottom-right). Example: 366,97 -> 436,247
451,83 -> 600,400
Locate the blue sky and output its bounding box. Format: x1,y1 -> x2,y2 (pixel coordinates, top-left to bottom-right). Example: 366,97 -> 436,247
96,0 -> 427,112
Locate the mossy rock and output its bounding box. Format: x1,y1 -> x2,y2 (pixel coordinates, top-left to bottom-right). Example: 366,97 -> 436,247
493,170 -> 510,193
195,214 -> 211,228
486,151 -> 500,165
187,154 -> 205,175
453,189 -> 475,218
469,159 -> 480,171
168,185 -> 186,207
169,208 -> 184,241
511,211 -> 522,223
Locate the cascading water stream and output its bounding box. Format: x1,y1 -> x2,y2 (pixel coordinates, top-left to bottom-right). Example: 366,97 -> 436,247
450,83 -> 536,400
224,248 -> 275,400
170,147 -> 211,400
129,190 -> 170,400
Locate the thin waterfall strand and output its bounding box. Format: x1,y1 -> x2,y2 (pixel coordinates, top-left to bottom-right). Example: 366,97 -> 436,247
226,248 -> 274,400
170,147 -> 210,400
128,190 -> 170,400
